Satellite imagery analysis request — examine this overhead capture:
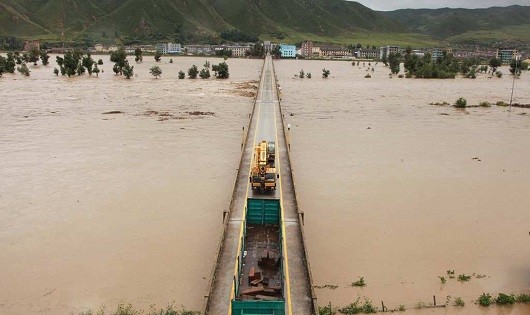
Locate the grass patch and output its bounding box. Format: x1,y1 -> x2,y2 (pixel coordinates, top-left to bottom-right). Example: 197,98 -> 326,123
479,101 -> 491,107
454,297 -> 465,307
338,297 -> 377,314
78,303 -> 199,315
398,305 -> 406,312
351,277 -> 366,287
457,274 -> 471,282
319,304 -> 336,315
315,284 -> 339,290
439,276 -> 446,284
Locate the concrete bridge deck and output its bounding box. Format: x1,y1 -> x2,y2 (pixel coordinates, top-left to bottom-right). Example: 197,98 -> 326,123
204,56 -> 316,315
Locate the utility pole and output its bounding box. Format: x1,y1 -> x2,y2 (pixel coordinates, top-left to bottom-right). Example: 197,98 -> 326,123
509,54 -> 519,112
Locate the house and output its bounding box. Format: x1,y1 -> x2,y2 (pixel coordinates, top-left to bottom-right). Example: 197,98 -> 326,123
497,49 -> 518,64
94,44 -> 104,52
311,46 -> 322,57
23,41 -> 40,51
108,45 -> 118,52
279,44 -> 296,58
167,43 -> 181,54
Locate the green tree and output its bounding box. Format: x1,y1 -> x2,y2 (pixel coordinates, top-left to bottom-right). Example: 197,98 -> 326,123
188,65 -> 198,79
489,57 -> 502,73
93,64 -> 100,77
39,50 -> 50,66
388,52 -> 401,74
56,56 -> 64,67
110,47 -> 127,75
509,59 -> 528,76
53,67 -> 59,76
382,55 -> 388,66
306,72 -> 312,78
204,60 -> 211,68
28,47 -> 40,65
63,51 -> 78,77
199,68 -> 210,79
299,69 -> 304,78
5,53 -> 16,73
0,56 -> 5,76
178,70 -> 185,79
249,43 -> 264,57
134,47 -> 143,63
76,62 -> 85,76
82,54 -> 95,75
17,63 -> 30,76
216,62 -> 229,79
122,62 -> 134,79
150,65 -> 162,79
97,59 -> 103,65
322,68 -> 330,78
154,50 -> 162,62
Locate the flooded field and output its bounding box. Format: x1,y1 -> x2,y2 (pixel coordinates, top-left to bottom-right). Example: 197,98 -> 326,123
275,59 -> 530,314
0,55 -> 262,314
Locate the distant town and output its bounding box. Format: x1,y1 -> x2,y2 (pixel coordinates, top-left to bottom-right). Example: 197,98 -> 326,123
16,39 -> 530,65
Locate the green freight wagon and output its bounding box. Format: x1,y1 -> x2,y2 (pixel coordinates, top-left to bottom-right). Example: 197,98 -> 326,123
231,198 -> 286,315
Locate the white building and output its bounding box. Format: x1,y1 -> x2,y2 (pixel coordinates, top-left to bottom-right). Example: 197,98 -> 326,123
226,45 -> 251,57
167,43 -> 182,54
379,46 -> 399,59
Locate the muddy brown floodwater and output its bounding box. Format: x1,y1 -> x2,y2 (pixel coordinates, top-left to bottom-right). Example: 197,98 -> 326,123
0,56 -> 262,314
275,60 -> 530,314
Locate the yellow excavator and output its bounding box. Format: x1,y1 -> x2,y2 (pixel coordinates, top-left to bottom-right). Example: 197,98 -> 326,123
250,141 -> 277,192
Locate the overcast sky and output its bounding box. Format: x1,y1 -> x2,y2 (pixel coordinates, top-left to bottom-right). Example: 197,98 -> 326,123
352,0 -> 530,11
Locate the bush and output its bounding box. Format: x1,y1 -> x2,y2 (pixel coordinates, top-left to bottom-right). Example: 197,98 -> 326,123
17,63 -> 30,76
150,66 -> 162,79
454,97 -> 467,108
496,101 -> 509,106
299,69 -> 304,78
319,305 -> 335,315
178,70 -> 185,79
495,293 -> 516,305
479,101 -> 491,107
306,72 -> 312,79
339,297 -> 377,314
517,294 -> 530,303
454,297 -> 465,306
496,71 -> 503,78
199,68 -> 211,79
398,74 -> 404,78
364,74 -> 371,78
351,277 -> 366,287
457,274 -> 471,282
478,293 -> 493,306
398,305 -> 405,311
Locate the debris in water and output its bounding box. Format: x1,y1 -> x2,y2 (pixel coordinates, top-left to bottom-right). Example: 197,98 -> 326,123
102,111 -> 123,114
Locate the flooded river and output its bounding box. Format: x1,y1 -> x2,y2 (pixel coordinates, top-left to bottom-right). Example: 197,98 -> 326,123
0,56 -> 262,314
275,60 -> 530,314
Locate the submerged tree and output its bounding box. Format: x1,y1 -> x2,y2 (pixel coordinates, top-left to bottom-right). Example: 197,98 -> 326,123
188,65 -> 198,79
154,50 -> 162,62
388,52 -> 401,74
134,47 -> 143,63
216,62 -> 229,79
17,63 -> 30,76
122,61 -> 134,79
40,50 -> 50,66
489,57 -> 502,74
150,65 -> 162,79
82,54 -> 95,75
110,47 -> 127,75
28,47 -> 40,65
322,68 -> 330,78
199,68 -> 211,79
178,70 -> 185,79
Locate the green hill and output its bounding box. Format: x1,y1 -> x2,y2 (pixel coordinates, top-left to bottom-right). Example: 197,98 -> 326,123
0,0 -> 529,48
382,5 -> 530,46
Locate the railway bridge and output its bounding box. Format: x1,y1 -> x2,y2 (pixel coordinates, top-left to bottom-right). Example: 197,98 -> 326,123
204,56 -> 316,314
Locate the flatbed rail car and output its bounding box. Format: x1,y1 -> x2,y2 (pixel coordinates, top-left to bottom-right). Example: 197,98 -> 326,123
231,198 -> 285,315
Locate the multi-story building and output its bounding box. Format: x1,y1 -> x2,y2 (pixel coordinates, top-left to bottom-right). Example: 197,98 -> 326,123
320,45 -> 350,58
312,46 -> 322,57
497,49 -> 518,64
431,48 -> 452,60
185,45 -> 213,55
167,43 -> 182,54
379,45 -> 399,59
225,45 -> 251,57
279,44 -> 296,58
355,48 -> 379,59
301,41 -> 313,57
155,43 -> 167,54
